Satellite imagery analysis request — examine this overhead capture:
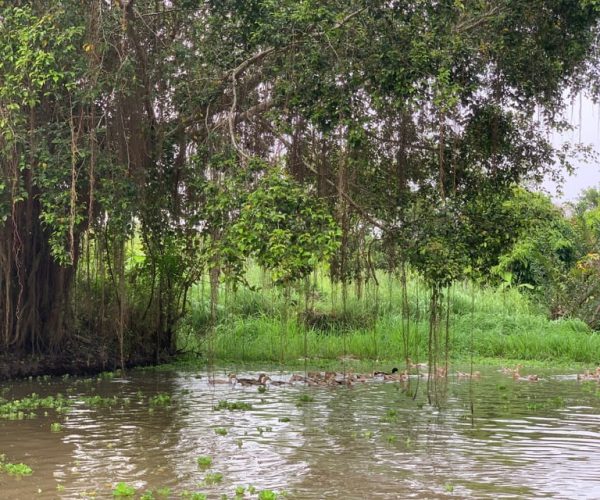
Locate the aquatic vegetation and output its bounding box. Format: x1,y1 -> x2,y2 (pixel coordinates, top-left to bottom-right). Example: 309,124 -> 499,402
526,396 -> 566,411
203,472 -> 223,485
0,393 -> 71,419
112,482 -> 136,497
258,385 -> 267,394
149,393 -> 172,406
382,409 -> 399,423
181,491 -> 207,500
0,461 -> 33,476
235,485 -> 245,497
278,416 -> 290,422
139,491 -> 171,500
235,438 -> 243,448
213,400 -> 253,411
444,483 -> 454,493
385,434 -> 397,444
196,456 -> 212,469
258,490 -> 278,500
50,422 -> 63,432
296,394 -> 314,406
214,427 -> 228,436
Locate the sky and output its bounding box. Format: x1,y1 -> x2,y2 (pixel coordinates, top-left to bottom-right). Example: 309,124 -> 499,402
542,96 -> 600,202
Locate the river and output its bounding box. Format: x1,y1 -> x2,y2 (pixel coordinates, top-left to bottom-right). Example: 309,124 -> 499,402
1,364 -> 599,499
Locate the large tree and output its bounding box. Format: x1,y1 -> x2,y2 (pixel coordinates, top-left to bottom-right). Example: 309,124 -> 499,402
1,0 -> 599,364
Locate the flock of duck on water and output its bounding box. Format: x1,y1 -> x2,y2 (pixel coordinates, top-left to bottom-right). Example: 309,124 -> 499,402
207,361 -> 600,387
494,365 -> 600,382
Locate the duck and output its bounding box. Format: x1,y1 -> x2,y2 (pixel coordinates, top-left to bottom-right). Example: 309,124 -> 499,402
577,367 -> 600,381
374,367 -> 399,377
288,374 -> 306,383
500,364 -> 522,378
387,369 -> 409,382
233,373 -> 270,386
208,373 -> 237,385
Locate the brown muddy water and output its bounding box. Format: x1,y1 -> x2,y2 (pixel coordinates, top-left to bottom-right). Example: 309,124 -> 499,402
1,365 -> 600,499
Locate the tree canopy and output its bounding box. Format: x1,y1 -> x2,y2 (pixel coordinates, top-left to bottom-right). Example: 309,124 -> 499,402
1,0 -> 599,364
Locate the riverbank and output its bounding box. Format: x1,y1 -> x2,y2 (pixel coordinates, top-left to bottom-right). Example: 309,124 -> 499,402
0,351 -> 168,381
177,274 -> 600,366
3,273 -> 598,380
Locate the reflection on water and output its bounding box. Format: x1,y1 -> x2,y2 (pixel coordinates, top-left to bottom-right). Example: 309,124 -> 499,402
1,366 -> 600,499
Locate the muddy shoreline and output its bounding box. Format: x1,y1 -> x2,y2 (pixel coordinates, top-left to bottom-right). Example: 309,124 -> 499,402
0,351 -> 170,381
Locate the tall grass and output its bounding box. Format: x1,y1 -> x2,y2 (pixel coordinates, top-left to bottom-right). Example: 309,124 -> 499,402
176,267 -> 600,364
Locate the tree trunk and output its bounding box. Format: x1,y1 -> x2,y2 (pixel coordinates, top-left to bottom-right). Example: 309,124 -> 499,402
0,192 -> 75,355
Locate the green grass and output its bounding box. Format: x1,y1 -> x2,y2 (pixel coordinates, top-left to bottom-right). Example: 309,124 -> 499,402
176,268 -> 600,365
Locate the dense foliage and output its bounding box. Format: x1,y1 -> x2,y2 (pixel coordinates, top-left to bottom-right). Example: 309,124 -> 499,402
1,0 -> 600,371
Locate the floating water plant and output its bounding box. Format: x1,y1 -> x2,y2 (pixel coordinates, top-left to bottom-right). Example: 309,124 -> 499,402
213,400 -> 252,411
382,409 -> 399,423
50,422 -> 63,432
112,482 -> 136,497
385,434 -> 397,444
196,456 -> 212,469
257,385 -> 267,394
1,462 -> 33,476
214,427 -> 228,436
80,395 -> 120,408
149,394 -> 172,406
235,486 -> 245,497
258,490 -> 278,500
444,483 -> 454,493
181,491 -> 207,500
0,393 -> 71,419
296,394 -> 314,406
278,417 -> 290,423
204,472 -> 223,485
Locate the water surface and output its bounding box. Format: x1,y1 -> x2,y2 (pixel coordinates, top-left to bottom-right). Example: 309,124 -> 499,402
1,365 -> 599,499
